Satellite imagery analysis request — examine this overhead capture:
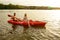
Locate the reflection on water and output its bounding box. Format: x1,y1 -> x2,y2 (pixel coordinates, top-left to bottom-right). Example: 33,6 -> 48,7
0,10 -> 60,40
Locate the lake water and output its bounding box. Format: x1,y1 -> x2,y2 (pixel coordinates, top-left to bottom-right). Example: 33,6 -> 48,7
0,10 -> 60,40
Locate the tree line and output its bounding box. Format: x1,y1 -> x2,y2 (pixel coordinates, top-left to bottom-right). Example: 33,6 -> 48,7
0,3 -> 52,9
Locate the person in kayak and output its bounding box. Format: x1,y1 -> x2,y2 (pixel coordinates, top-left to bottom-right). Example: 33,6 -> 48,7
22,13 -> 29,33
8,13 -> 22,21
23,13 -> 28,21
11,13 -> 17,31
9,13 -> 22,33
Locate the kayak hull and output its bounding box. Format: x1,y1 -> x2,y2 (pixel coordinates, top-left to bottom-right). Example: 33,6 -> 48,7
8,20 -> 46,27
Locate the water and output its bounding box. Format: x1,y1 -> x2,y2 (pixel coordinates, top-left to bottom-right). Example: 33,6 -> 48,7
0,10 -> 60,40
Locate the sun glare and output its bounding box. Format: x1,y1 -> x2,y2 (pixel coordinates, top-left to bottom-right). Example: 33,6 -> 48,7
0,0 -> 60,7
9,0 -> 60,7
49,10 -> 60,20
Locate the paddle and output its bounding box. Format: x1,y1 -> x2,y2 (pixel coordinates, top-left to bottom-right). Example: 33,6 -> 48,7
8,14 -> 22,21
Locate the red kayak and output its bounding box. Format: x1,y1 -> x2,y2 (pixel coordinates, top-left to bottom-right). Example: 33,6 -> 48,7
8,20 -> 46,27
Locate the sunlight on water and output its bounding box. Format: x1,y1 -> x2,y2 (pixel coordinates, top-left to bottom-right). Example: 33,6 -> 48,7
0,10 -> 60,40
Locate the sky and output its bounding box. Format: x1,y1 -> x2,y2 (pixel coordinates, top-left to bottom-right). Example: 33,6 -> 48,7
0,0 -> 60,7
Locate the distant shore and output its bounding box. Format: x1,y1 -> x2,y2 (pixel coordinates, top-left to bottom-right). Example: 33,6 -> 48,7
0,3 -> 60,10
